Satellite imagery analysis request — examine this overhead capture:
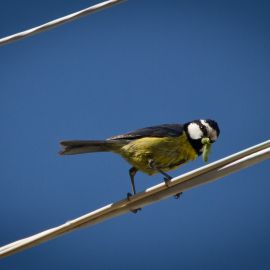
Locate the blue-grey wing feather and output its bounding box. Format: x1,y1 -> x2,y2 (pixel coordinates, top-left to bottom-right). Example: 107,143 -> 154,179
108,124 -> 184,140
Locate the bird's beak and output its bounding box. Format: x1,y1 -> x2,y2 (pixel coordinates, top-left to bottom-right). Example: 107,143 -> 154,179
201,137 -> 212,162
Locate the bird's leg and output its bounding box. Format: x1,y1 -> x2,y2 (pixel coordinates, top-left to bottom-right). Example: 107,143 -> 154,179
148,159 -> 172,185
129,167 -> 138,195
148,159 -> 182,199
127,167 -> 141,214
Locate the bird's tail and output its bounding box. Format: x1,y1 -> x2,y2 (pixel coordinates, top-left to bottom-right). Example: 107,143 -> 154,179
59,140 -> 125,155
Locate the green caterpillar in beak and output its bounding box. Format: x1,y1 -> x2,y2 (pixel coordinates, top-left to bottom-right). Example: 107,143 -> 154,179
201,137 -> 212,162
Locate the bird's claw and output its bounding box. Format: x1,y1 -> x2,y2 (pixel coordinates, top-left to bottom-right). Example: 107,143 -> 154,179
127,192 -> 142,214
163,176 -> 172,186
127,192 -> 133,200
130,208 -> 142,214
174,192 -> 183,199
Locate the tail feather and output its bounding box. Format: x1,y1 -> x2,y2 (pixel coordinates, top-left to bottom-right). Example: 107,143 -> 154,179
59,140 -> 122,155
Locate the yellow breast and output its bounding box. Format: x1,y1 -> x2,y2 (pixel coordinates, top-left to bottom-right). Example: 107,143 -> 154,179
117,132 -> 198,175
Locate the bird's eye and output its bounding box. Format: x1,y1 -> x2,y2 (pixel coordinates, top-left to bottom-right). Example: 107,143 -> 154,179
199,124 -> 208,137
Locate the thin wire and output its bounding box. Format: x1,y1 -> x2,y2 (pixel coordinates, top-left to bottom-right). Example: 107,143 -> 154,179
0,140 -> 269,258
0,0 -> 126,46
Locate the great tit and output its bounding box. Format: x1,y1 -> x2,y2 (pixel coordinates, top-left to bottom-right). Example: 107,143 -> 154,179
60,119 -> 220,196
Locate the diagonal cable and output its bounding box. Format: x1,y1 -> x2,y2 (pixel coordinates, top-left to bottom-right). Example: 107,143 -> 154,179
0,0 -> 126,46
0,140 -> 269,258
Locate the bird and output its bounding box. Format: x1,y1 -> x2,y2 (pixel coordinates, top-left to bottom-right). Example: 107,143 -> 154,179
59,119 -> 220,199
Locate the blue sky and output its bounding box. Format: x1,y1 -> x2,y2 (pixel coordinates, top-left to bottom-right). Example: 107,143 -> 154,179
0,0 -> 270,269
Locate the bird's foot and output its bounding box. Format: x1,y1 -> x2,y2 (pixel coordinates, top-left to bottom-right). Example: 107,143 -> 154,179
162,177 -> 182,200
127,192 -> 133,200
174,192 -> 183,199
130,208 -> 142,214
127,192 -> 142,214
163,176 -> 172,187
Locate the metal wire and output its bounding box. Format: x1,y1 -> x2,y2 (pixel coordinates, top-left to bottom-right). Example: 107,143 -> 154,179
0,140 -> 269,258
0,0 -> 126,46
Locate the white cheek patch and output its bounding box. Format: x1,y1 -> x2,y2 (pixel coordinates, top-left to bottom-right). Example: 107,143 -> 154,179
200,120 -> 217,141
187,123 -> 203,140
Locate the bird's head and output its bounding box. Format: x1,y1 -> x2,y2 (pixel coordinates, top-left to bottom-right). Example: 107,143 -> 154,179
184,119 -> 220,161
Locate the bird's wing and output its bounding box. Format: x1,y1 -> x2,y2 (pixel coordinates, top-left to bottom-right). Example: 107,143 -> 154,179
108,124 -> 184,140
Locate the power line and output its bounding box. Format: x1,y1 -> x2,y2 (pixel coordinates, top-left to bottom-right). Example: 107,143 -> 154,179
0,0 -> 126,46
0,140 -> 269,259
